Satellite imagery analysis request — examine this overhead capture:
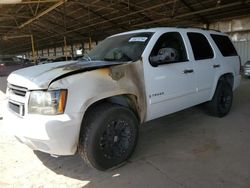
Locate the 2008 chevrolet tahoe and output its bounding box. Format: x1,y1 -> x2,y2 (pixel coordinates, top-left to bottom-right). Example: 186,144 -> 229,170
5,27 -> 241,170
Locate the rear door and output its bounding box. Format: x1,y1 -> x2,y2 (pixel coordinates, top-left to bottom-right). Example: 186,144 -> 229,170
187,32 -> 218,102
210,34 -> 240,90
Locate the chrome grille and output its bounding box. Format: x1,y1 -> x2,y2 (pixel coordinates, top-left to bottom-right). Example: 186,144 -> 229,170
8,83 -> 28,97
7,83 -> 28,116
8,101 -> 24,116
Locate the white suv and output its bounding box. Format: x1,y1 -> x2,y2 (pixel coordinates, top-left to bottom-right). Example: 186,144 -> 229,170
5,27 -> 241,170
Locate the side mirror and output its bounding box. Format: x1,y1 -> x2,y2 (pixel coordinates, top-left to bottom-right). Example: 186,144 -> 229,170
149,48 -> 179,67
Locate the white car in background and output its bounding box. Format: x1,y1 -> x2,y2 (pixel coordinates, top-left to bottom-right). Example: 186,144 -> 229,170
37,58 -> 53,65
0,57 -> 33,76
244,61 -> 250,77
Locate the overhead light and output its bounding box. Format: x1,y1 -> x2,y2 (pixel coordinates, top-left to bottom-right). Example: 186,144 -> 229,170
0,0 -> 22,4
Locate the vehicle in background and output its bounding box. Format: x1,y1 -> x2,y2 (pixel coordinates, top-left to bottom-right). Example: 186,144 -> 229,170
74,55 -> 83,60
244,61 -> 250,77
23,59 -> 33,65
0,57 -> 33,76
53,56 -> 72,62
37,57 -> 53,65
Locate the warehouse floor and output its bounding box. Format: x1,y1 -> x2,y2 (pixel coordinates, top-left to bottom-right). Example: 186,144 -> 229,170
0,77 -> 250,188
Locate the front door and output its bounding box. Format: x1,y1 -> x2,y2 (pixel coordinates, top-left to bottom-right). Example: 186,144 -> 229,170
143,31 -> 197,121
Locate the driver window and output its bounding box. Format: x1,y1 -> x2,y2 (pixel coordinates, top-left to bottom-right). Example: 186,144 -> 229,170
149,32 -> 188,66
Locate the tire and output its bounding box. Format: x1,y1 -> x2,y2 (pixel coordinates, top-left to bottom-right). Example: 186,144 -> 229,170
78,103 -> 139,170
207,81 -> 233,117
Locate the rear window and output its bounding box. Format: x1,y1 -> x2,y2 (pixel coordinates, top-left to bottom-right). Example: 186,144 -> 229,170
187,32 -> 214,60
211,34 -> 238,57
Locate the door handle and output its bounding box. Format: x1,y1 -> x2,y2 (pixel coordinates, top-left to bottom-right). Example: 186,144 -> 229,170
213,64 -> 220,68
183,69 -> 194,74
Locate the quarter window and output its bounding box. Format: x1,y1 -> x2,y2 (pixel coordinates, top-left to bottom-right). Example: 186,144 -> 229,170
211,34 -> 238,57
187,32 -> 214,60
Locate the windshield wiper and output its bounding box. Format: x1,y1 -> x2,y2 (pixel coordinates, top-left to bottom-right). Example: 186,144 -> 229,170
103,58 -> 116,61
80,51 -> 92,61
104,56 -> 132,62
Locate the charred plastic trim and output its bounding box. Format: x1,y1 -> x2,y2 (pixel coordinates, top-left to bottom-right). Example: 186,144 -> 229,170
49,61 -> 126,86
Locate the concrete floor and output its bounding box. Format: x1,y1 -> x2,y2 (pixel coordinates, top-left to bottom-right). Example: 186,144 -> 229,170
0,76 -> 250,187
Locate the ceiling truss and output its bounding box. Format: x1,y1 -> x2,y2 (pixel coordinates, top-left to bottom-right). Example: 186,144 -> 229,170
0,0 -> 250,54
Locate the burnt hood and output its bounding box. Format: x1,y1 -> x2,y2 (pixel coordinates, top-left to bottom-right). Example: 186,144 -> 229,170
7,60 -> 126,90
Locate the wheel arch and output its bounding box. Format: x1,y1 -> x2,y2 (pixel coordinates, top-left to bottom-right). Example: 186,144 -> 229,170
77,94 -> 141,153
77,101 -> 139,170
210,72 -> 234,100
84,94 -> 140,120
218,73 -> 234,88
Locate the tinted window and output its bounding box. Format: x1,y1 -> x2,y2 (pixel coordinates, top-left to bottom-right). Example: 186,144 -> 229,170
211,34 -> 237,57
187,32 -> 214,60
150,32 -> 188,65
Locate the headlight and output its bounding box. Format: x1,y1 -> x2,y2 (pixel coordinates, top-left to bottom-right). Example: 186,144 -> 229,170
28,89 -> 67,115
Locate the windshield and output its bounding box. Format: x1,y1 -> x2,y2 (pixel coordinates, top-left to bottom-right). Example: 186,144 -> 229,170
85,32 -> 153,62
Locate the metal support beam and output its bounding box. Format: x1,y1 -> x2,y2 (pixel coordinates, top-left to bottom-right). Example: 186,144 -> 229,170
18,0 -> 67,29
2,0 -> 250,54
89,36 -> 92,50
37,0 -> 175,41
30,34 -> 36,62
0,0 -> 60,4
0,13 -> 30,19
63,36 -> 67,60
2,34 -> 31,40
132,1 -> 249,27
71,44 -> 74,58
75,2 -> 129,31
178,0 -> 209,24
118,1 -> 153,22
2,34 -> 36,61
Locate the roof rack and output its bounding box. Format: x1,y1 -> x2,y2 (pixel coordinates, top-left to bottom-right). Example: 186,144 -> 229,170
175,26 -> 221,33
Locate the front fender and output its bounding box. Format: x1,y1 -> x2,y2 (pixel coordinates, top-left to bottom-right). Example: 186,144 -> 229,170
49,60 -> 147,123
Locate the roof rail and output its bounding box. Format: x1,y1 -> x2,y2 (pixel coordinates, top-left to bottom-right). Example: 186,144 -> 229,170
175,26 -> 221,33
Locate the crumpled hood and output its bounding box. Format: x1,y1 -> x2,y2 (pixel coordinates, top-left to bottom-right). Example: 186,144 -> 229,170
7,60 -> 124,90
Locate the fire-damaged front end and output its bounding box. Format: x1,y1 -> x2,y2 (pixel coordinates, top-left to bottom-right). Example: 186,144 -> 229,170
4,30 -> 153,155
4,59 -> 147,155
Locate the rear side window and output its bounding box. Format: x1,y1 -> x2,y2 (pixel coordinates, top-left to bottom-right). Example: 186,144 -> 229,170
187,32 -> 214,60
211,34 -> 238,57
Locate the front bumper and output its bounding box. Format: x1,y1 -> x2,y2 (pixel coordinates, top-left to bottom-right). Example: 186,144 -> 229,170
4,102 -> 82,155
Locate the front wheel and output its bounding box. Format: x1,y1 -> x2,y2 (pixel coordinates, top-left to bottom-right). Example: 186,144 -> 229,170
78,103 -> 139,170
207,81 -> 233,117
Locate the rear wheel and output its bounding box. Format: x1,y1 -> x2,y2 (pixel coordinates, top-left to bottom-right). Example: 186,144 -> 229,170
207,81 -> 233,117
78,103 -> 138,170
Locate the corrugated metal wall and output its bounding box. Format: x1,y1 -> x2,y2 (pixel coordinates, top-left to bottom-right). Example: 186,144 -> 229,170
233,41 -> 250,65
